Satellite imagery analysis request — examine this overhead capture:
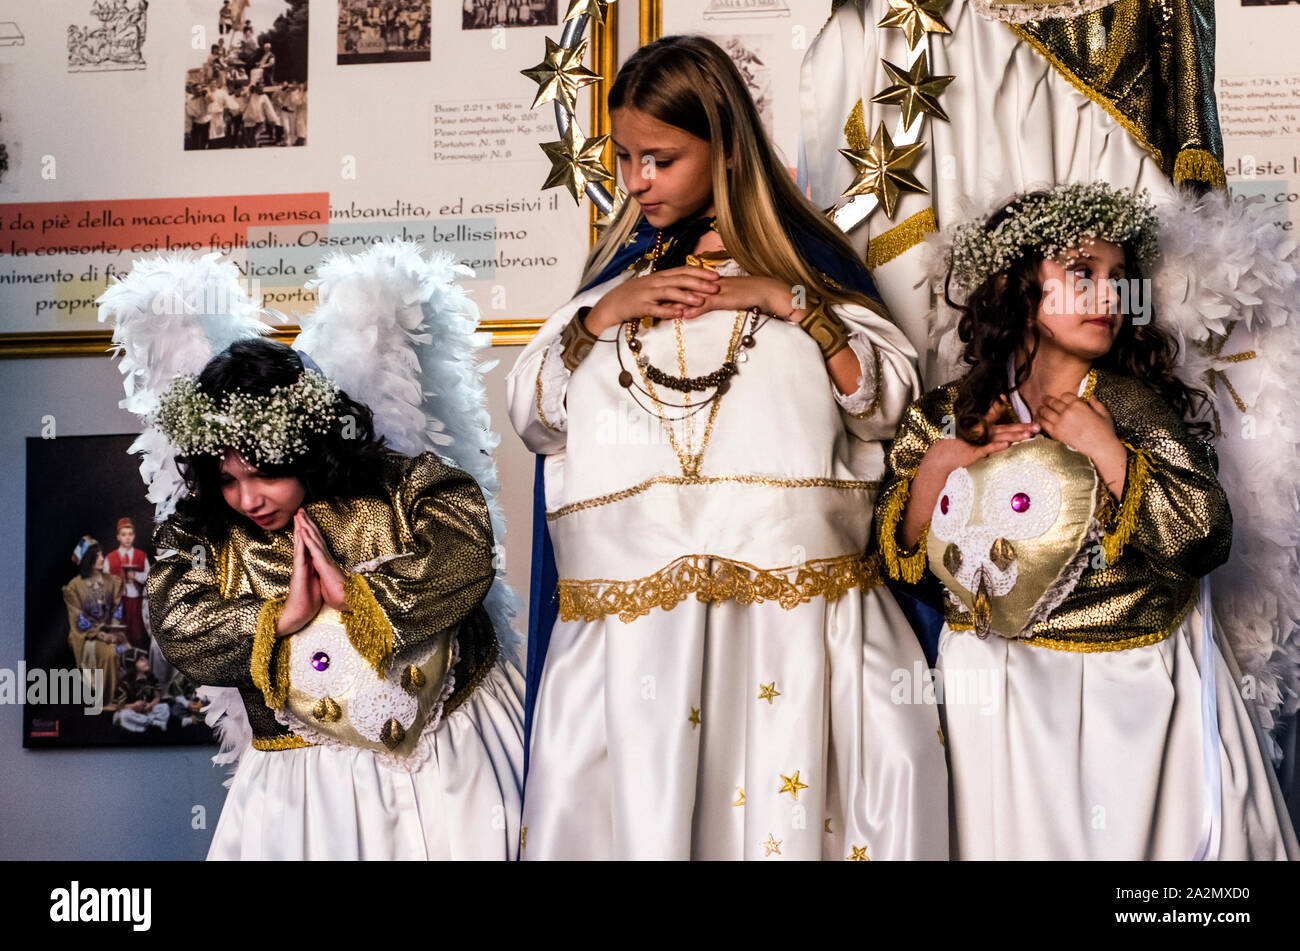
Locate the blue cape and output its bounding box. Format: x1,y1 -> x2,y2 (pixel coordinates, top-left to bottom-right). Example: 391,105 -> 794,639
521,217 -> 944,778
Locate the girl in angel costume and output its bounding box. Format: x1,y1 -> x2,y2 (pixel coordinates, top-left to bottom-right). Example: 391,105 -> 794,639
874,180 -> 1299,859
97,246 -> 525,860
506,35 -> 947,860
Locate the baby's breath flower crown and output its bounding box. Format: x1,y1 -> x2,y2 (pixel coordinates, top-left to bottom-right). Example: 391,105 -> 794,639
153,369 -> 342,466
947,181 -> 1160,294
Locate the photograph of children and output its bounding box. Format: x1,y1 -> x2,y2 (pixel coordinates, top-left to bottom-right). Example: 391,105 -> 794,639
461,0 -> 557,30
338,0 -> 432,64
184,0 -> 308,150
23,435 -> 213,749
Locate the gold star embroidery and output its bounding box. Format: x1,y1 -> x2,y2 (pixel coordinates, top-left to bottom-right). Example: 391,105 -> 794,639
762,833 -> 782,857
757,681 -> 781,704
563,0 -> 610,25
848,844 -> 870,861
824,818 -> 833,834
688,706 -> 702,729
778,770 -> 808,801
734,787 -> 745,806
839,122 -> 927,219
870,52 -> 954,130
876,0 -> 952,50
521,36 -> 601,115
540,121 -> 612,204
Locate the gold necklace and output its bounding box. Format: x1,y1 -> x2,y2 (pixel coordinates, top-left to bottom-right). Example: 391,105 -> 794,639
639,310 -> 748,477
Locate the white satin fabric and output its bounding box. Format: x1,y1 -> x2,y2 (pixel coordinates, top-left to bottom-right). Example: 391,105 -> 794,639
523,585 -> 949,860
207,660 -> 526,860
506,266 -> 948,859
801,0 -> 1176,385
937,610 -> 1300,860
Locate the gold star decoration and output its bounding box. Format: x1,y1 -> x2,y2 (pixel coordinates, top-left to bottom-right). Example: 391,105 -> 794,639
757,681 -> 781,704
778,770 -> 808,801
734,787 -> 745,806
521,37 -> 601,115
564,0 -> 610,26
839,122 -> 927,219
540,121 -> 612,204
688,706 -> 702,729
762,833 -> 782,857
877,0 -> 952,50
870,52 -> 954,130
848,845 -> 870,861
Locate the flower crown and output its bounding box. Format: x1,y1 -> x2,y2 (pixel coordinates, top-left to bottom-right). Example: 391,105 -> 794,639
946,181 -> 1160,294
153,369 -> 341,466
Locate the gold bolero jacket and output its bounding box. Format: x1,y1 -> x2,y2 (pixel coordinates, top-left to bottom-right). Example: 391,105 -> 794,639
874,368 -> 1232,651
147,451 -> 499,749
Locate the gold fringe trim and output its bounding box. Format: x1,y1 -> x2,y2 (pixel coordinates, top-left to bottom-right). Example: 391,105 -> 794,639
948,588 -> 1194,653
876,478 -> 928,584
1099,442 -> 1155,567
1173,148 -> 1227,190
251,734 -> 313,751
342,572 -> 395,677
844,99 -> 867,151
866,208 -> 938,270
558,552 -> 882,624
251,597 -> 289,709
1009,25 -> 1164,169
547,474 -> 879,521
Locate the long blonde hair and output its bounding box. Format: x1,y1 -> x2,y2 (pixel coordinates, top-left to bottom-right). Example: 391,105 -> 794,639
578,34 -> 881,316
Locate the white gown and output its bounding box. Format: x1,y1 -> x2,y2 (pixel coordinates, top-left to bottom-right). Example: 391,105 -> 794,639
507,260 -> 949,860
207,616 -> 526,861
934,380 -> 1299,860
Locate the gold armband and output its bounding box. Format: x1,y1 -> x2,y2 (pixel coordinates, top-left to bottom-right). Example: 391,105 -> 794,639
560,307 -> 599,371
799,301 -> 850,360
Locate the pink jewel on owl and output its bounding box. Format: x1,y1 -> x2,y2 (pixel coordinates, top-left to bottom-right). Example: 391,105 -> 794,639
311,651 -> 330,672
1010,492 -> 1031,513
940,496 -> 949,515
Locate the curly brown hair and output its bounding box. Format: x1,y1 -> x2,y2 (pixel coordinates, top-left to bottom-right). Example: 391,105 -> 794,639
945,193 -> 1213,444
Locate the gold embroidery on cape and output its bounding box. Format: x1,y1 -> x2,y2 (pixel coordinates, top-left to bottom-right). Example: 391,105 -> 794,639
866,207 -> 938,269
1173,147 -> 1227,189
558,552 -> 882,623
546,474 -> 880,521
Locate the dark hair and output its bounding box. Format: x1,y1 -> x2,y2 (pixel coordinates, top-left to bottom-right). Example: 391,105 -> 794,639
78,544 -> 102,579
947,193 -> 1212,443
172,338 -> 390,539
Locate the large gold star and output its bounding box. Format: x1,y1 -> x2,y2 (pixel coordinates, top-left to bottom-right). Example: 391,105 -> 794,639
521,37 -> 601,115
877,0 -> 952,50
540,121 -> 612,204
757,681 -> 781,704
564,0 -> 610,26
762,833 -> 782,857
778,770 -> 808,801
839,122 -> 927,218
848,844 -> 870,861
870,52 -> 954,130
734,787 -> 745,807
688,706 -> 702,729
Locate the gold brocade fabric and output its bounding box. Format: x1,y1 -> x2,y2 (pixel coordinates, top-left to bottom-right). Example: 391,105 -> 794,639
1010,0 -> 1225,187
874,369 -> 1232,651
146,451 -> 498,744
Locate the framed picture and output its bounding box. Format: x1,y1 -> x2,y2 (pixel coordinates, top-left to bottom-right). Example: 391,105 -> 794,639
22,434 -> 214,749
0,0 -> 617,356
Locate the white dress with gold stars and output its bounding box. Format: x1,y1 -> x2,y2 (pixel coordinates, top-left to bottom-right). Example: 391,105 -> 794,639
506,261 -> 949,860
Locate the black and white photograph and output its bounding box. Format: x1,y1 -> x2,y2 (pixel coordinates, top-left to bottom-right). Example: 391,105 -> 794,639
461,0 -> 556,30
338,0 -> 431,64
184,0 -> 308,150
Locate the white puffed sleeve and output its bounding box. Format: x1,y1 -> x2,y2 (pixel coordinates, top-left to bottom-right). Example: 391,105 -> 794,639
827,299 -> 922,442
505,272 -> 633,455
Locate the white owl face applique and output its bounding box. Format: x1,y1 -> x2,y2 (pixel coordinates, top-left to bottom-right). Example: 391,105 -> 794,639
926,436 -> 1104,639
